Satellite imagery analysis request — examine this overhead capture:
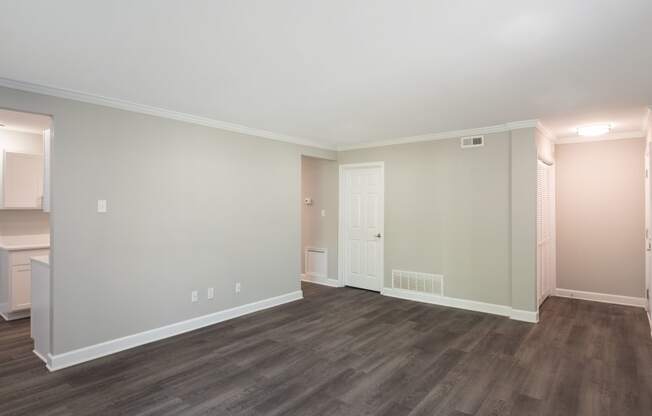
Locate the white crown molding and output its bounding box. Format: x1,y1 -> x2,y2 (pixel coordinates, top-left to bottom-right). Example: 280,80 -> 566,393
0,77 -> 336,151
535,121 -> 557,142
337,119 -> 540,151
44,290 -> 303,371
554,130 -> 646,145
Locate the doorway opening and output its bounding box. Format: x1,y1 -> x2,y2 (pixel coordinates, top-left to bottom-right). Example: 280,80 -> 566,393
0,107 -> 52,361
538,107 -> 650,324
300,155 -> 339,288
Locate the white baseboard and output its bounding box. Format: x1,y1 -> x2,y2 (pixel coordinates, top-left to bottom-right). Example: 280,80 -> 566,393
380,288 -> 538,323
510,308 -> 540,323
45,290 -> 303,372
33,349 -> 48,364
0,303 -> 30,321
301,273 -> 342,288
554,288 -> 646,308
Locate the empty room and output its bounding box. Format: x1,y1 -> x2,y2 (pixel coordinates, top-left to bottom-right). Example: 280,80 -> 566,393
1,1 -> 651,415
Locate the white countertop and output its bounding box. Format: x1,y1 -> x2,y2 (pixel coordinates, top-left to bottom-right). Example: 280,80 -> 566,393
31,255 -> 50,266
0,234 -> 50,251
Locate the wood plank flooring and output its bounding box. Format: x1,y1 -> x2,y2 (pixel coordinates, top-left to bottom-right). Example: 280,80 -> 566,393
1,282 -> 652,415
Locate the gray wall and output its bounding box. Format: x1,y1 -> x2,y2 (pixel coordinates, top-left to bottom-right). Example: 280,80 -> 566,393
301,156 -> 338,279
0,83 -> 539,357
0,86 -> 335,354
556,138 -> 645,298
338,129 -> 537,311
511,129 -> 538,311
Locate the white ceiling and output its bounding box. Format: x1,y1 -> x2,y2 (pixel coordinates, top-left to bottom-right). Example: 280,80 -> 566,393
0,1 -> 651,148
0,108 -> 51,134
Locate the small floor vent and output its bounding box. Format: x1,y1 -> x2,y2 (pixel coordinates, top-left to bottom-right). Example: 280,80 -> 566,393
391,270 -> 443,296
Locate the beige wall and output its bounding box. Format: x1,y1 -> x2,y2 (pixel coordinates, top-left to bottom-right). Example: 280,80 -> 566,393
301,156 -> 338,279
556,138 -> 645,298
338,128 -> 538,311
0,210 -> 49,236
0,129 -> 50,237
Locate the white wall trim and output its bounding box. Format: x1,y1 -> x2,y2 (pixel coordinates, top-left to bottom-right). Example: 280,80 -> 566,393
0,77 -> 335,151
381,287 -> 539,323
510,308 -> 540,323
33,349 -> 48,364
300,274 -> 343,288
555,130 -> 646,145
536,121 -> 557,142
554,288 -> 646,308
336,120 -> 539,151
43,290 -> 303,371
0,304 -> 30,321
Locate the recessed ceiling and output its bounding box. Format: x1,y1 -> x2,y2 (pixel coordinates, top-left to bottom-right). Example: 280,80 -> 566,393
0,1 -> 651,147
0,108 -> 51,134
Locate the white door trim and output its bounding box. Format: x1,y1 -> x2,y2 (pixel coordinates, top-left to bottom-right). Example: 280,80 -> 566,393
338,162 -> 385,289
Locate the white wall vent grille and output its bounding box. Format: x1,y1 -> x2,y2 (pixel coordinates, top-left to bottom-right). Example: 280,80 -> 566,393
391,270 -> 443,296
460,135 -> 484,148
305,247 -> 327,279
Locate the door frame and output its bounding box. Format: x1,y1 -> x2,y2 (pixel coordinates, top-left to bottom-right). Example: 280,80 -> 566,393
338,162 -> 385,289
645,141 -> 651,319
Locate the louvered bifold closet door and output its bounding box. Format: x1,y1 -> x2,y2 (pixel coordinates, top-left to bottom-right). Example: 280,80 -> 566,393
537,161 -> 555,306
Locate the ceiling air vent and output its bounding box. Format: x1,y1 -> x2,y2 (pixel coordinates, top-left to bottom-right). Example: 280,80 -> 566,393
461,135 -> 484,148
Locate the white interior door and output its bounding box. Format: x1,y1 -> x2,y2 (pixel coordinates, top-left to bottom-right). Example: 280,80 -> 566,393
340,163 -> 384,291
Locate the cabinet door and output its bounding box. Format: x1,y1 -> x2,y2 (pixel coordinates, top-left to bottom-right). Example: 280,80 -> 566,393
11,266 -> 31,311
3,152 -> 44,209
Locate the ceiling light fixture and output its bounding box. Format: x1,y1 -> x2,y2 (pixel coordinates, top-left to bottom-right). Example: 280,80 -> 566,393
577,124 -> 611,137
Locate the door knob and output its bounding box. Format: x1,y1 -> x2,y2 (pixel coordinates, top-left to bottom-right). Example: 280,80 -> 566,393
375,233 -> 382,238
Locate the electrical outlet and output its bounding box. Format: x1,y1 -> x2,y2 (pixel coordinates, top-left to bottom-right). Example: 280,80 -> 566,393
191,290 -> 198,303
235,282 -> 241,293
207,287 -> 214,299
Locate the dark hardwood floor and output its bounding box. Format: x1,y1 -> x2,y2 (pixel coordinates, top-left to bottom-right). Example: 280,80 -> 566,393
1,282 -> 652,416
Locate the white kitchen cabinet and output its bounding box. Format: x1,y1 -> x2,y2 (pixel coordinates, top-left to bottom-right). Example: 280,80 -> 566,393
0,151 -> 44,209
0,246 -> 49,320
10,265 -> 31,310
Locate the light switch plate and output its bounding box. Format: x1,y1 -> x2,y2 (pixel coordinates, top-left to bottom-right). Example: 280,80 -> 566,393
207,287 -> 214,299
321,209 -> 326,217
191,290 -> 198,303
97,199 -> 107,213
235,282 -> 241,293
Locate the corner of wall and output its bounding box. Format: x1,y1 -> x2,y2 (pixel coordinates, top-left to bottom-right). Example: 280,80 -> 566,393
509,127 -> 538,312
